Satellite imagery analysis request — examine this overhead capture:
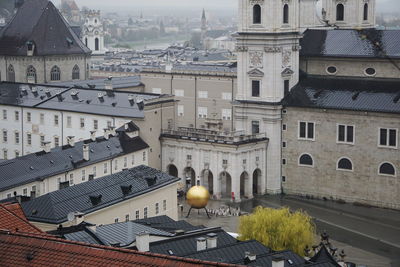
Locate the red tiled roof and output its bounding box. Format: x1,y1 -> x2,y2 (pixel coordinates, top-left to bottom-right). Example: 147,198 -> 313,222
0,231 -> 242,267
0,203 -> 43,234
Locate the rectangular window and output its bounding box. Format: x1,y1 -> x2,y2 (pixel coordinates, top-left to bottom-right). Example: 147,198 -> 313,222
251,80 -> 260,97
282,124 -> 287,131
222,159 -> 228,165
174,89 -> 184,97
81,170 -> 86,181
337,124 -> 354,144
26,112 -> 31,123
104,163 -> 107,174
135,210 -> 140,220
67,116 -> 72,128
54,136 -> 60,147
152,88 -> 162,94
2,110 -> 7,120
143,151 -> 146,161
2,130 -> 7,143
27,133 -> 32,145
69,173 -> 74,185
379,128 -> 397,148
222,92 -> 232,100
177,105 -> 184,117
93,120 -> 98,130
198,91 -> 208,98
251,121 -> 260,134
15,132 -> 19,144
198,107 -> 207,119
131,154 -> 135,166
23,188 -> 27,196
93,166 -> 97,177
54,115 -> 59,126
107,121 -> 112,128
3,150 -> 8,160
40,135 -> 45,145
186,155 -> 192,160
124,157 -> 127,168
15,111 -> 19,121
222,109 -> 232,120
15,151 -> 20,157
125,214 -> 130,222
299,122 -> 315,140
114,159 -> 118,170
7,193 -> 11,199
80,118 -> 85,129
115,218 -> 119,223
155,203 -> 159,215
163,200 -> 167,211
144,207 -> 148,218
284,80 -> 290,96
40,113 -> 45,124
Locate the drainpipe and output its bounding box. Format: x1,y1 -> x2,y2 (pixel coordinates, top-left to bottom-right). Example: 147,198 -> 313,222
194,77 -> 197,129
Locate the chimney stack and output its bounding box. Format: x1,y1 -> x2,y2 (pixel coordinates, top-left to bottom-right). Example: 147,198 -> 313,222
67,136 -> 75,147
104,129 -> 109,140
83,144 -> 90,161
90,131 -> 96,142
43,141 -> 51,153
105,76 -> 113,90
206,233 -> 217,249
272,255 -> 285,267
196,237 -> 207,251
136,232 -> 150,252
244,252 -> 257,263
109,126 -> 116,136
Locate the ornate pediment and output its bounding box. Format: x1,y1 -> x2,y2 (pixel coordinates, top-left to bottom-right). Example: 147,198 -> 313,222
248,68 -> 264,77
281,67 -> 294,77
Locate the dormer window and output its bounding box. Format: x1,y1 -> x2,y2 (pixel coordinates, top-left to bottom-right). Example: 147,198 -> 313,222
26,41 -> 35,56
253,4 -> 261,24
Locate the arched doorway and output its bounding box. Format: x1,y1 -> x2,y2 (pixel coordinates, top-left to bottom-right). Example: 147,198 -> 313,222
219,171 -> 232,199
167,164 -> 178,177
240,171 -> 249,198
253,169 -> 262,195
201,169 -> 214,195
183,167 -> 196,189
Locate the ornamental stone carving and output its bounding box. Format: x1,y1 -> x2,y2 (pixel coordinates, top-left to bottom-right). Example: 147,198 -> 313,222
282,50 -> 291,67
236,45 -> 248,52
249,51 -> 263,68
264,47 -> 282,53
250,0 -> 264,5
292,45 -> 301,51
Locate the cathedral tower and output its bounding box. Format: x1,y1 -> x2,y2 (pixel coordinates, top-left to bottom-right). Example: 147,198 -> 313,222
82,10 -> 105,56
201,9 -> 207,48
234,0 -> 302,193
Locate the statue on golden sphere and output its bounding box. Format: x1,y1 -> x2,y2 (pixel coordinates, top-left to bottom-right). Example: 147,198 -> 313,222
186,185 -> 211,218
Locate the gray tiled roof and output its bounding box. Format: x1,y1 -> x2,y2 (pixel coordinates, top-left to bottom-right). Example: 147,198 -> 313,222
21,165 -> 180,224
0,133 -> 148,192
64,230 -> 103,245
49,76 -> 143,90
283,76 -> 400,114
134,215 -> 204,232
0,0 -> 90,56
0,82 -> 168,118
300,29 -> 400,59
94,222 -> 174,247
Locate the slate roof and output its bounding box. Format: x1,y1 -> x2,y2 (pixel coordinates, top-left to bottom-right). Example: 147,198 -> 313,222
0,231 -> 242,267
0,133 -> 149,193
283,75 -> 400,114
49,76 -> 143,90
134,215 -> 204,233
21,165 -> 180,224
300,29 -> 400,59
0,82 -> 169,118
0,203 -> 44,234
0,0 -> 90,56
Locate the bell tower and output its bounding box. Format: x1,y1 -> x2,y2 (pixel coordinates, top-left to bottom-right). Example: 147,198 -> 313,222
234,0 -> 301,193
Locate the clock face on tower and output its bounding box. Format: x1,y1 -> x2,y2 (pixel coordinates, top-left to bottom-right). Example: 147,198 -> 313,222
249,51 -> 263,68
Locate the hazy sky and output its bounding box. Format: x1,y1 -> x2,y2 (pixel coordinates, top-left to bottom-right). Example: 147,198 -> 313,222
52,0 -> 400,13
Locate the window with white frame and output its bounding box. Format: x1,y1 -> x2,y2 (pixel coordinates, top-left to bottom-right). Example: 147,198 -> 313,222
222,109 -> 232,120
2,110 -> 7,120
299,121 -> 315,140
379,162 -> 396,176
379,128 -> 397,148
27,133 -> 32,145
143,151 -> 146,161
163,200 -> 167,211
299,154 -> 313,166
135,210 -> 140,219
69,173 -> 74,185
40,113 -> 45,124
82,170 -> 86,181
222,92 -> 232,100
144,207 -> 148,218
131,154 -> 135,166
337,124 -> 354,144
198,107 -> 207,118
40,135 -> 45,145
107,121 -> 112,128
152,88 -> 162,94
251,80 -> 260,97
15,132 -> 19,144
174,89 -> 184,97
54,115 -> 59,126
114,218 -> 119,223
155,203 -> 159,214
124,157 -> 127,168
125,214 -> 130,222
54,136 -> 60,147
67,116 -> 72,128
2,130 -> 8,143
177,105 -> 184,117
104,163 -> 108,174
198,91 -> 208,98
93,166 -> 97,177
251,121 -> 260,134
15,151 -> 20,158
93,120 -> 98,130
26,112 -> 31,123
337,158 -> 353,171
80,118 -> 85,129
23,188 -> 27,196
15,111 -> 19,121
3,149 -> 8,160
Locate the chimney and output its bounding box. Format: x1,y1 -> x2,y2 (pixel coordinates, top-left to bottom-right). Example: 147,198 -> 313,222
206,233 -> 217,249
165,63 -> 173,73
136,232 -> 150,252
83,144 -> 90,161
104,129 -> 109,140
196,237 -> 207,251
244,252 -> 257,264
105,76 -> 113,90
74,212 -> 85,225
272,255 -> 285,267
67,136 -> 75,147
109,126 -> 116,136
43,141 -> 51,153
90,131 -> 96,142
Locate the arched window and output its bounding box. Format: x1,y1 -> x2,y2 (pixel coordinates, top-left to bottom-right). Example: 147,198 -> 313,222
95,38 -> 99,51
336,4 -> 344,21
283,4 -> 289,24
379,162 -> 396,176
363,4 -> 368,21
50,66 -> 61,81
253,4 -> 261,24
7,65 -> 15,82
72,65 -> 80,80
26,65 -> 37,83
338,158 -> 353,170
299,154 -> 313,166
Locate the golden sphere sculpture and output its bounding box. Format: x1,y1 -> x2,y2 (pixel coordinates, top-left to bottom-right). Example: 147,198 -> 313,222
186,185 -> 210,209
